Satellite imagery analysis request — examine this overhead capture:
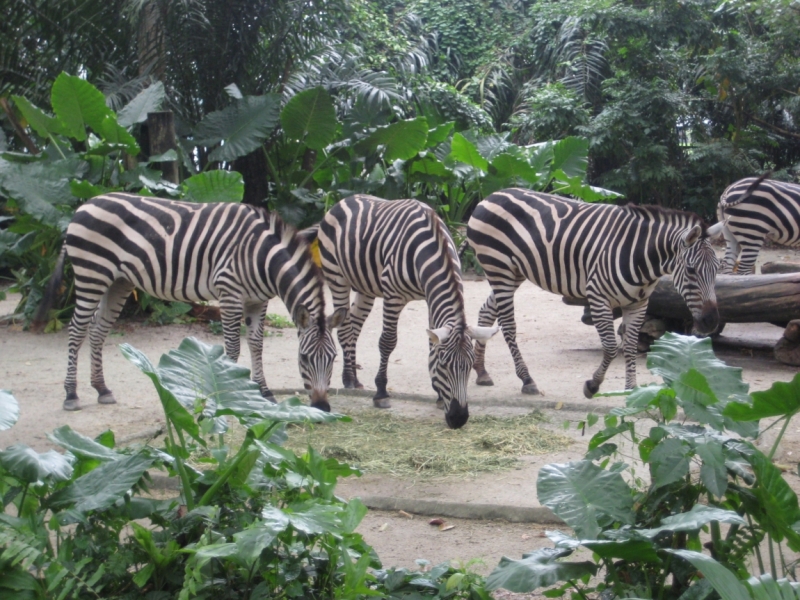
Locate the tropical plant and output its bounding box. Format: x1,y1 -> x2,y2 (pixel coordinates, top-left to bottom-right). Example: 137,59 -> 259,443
487,333 -> 800,599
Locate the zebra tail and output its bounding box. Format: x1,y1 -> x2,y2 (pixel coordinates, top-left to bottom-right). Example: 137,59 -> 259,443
31,245 -> 67,332
731,170 -> 773,207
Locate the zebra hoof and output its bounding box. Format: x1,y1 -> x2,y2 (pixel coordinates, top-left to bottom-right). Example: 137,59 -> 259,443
476,373 -> 494,386
373,394 -> 391,409
521,383 -> 540,395
63,398 -> 82,411
584,380 -> 600,398
436,398 -> 445,410
98,393 -> 117,405
343,380 -> 364,390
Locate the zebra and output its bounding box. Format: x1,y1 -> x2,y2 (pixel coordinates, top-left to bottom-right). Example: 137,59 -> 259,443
467,188 -> 723,398
717,175 -> 800,275
34,192 -> 347,412
301,195 -> 498,429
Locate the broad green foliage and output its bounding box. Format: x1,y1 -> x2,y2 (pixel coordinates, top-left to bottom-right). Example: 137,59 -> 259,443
2,339 -> 483,598
489,333 -> 800,600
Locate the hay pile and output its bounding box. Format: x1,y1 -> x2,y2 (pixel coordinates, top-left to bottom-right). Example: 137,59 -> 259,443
285,410 -> 571,479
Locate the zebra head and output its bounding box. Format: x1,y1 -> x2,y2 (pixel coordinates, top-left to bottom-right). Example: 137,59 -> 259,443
295,306 -> 348,412
427,323 -> 500,429
672,224 -> 720,335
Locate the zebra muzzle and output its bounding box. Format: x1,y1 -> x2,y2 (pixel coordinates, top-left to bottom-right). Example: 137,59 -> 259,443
692,301 -> 720,336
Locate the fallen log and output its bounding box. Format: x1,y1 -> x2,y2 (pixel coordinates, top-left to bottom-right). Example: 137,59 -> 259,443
762,261 -> 800,275
564,273 -> 800,327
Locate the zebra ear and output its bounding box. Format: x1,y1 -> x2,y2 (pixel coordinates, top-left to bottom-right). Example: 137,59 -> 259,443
327,307 -> 348,330
427,326 -> 452,345
682,224 -> 703,247
294,305 -> 311,330
467,324 -> 500,341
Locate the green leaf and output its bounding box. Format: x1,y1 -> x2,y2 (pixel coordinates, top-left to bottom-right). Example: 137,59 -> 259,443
280,87 -> 337,150
724,373 -> 800,421
98,115 -> 140,155
194,94 -> 281,163
0,389 -> 20,431
286,502 -> 344,534
744,574 -> 800,600
638,505 -> 746,538
485,548 -> 597,593
537,460 -> 634,539
648,437 -> 691,488
120,343 -> 204,444
47,426 -> 121,462
449,132 -> 488,172
69,180 -> 106,199
426,122 -> 454,147
664,550 -> 750,600
234,522 -> 283,563
696,441 -> 728,498
117,82 -> 165,128
358,117 -> 429,161
51,73 -> 113,141
11,95 -> 67,138
491,153 -> 541,184
551,137 -> 589,178
341,498 -> 368,534
747,448 -> 800,549
183,170 -> 244,203
47,452 -> 154,513
0,444 -> 73,483
548,530 -> 660,563
0,158 -> 80,226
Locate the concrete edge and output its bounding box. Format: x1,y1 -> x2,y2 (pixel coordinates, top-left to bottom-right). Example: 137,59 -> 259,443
146,474 -> 563,524
357,495 -> 564,525
270,387 -> 612,414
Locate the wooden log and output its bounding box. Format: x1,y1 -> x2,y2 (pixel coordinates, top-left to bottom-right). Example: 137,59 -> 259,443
775,320 -> 800,366
563,272 -> 800,327
762,261 -> 800,275
147,111 -> 179,184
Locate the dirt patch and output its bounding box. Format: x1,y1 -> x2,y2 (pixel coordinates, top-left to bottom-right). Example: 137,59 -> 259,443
2,248 -> 799,578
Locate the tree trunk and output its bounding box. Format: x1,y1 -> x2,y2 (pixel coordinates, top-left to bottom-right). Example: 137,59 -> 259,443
762,261 -> 800,275
147,111 -> 179,184
232,149 -> 270,206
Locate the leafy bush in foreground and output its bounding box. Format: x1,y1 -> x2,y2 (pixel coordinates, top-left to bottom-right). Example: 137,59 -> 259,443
488,333 -> 800,600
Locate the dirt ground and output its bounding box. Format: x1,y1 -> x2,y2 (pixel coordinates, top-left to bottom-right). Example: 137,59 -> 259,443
1,247 -> 799,578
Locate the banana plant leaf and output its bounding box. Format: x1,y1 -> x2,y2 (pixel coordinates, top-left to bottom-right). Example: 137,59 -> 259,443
485,547 -> 597,593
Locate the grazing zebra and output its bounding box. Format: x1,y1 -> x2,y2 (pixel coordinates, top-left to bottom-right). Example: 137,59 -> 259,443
717,176 -> 800,275
302,195 -> 498,429
34,192 -> 347,412
467,189 -> 722,398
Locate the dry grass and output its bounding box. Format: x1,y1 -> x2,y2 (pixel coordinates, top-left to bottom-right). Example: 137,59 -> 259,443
283,409 -> 571,479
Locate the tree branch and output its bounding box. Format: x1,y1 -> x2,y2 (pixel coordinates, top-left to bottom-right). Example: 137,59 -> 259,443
0,97 -> 40,154
750,114 -> 800,140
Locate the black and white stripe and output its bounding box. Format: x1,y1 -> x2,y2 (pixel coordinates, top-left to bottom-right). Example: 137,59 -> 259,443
467,189 -> 721,398
39,192 -> 346,411
717,177 -> 800,275
310,195 -> 497,429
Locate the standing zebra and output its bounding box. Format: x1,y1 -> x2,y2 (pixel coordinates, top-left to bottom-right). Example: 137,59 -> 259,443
34,193 -> 347,412
467,189 -> 722,398
717,176 -> 800,275
303,195 -> 498,429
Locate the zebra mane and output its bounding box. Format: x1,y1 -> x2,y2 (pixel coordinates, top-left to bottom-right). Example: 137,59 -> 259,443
259,207 -> 327,325
426,205 -> 467,323
623,203 -> 708,235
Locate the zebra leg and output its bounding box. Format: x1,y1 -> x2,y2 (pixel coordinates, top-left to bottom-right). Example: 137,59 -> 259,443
373,297 -> 407,408
243,301 -> 275,401
88,280 -> 134,405
493,279 -> 540,395
63,282 -> 108,411
219,293 -> 244,361
473,292 -> 498,386
619,301 -> 648,391
585,296 -> 618,398
735,238 -> 766,275
720,225 -> 740,274
340,293 -> 374,389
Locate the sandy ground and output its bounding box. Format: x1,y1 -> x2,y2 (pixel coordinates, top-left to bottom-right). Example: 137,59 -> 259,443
1,247 -> 799,575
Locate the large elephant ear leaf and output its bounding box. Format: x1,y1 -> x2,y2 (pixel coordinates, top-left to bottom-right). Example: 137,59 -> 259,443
357,117 -> 429,161
486,547 -> 598,593
551,136 -> 589,179
184,170 -> 244,203
194,94 -> 281,163
117,81 -> 165,128
11,95 -> 68,138
537,460 -> 634,539
0,389 -> 20,431
0,444 -> 73,483
51,73 -> 113,141
280,87 -> 337,150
